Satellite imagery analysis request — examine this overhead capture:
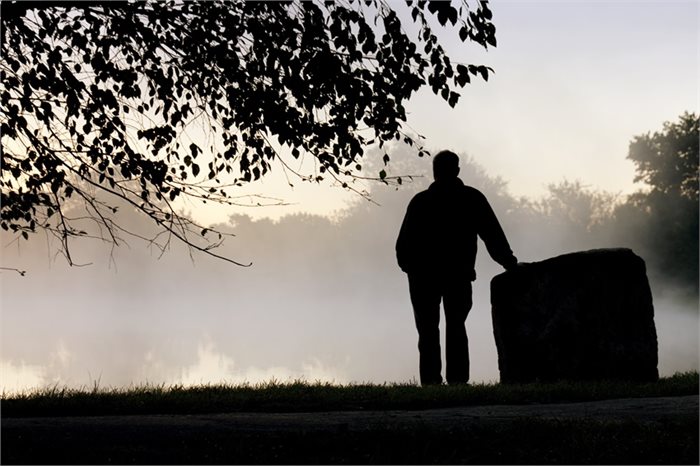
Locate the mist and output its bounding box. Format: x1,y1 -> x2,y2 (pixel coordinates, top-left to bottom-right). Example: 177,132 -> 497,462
1,151 -> 697,393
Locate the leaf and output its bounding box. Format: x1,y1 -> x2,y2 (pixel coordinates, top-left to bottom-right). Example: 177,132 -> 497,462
455,64 -> 470,86
447,6 -> 458,25
448,91 -> 459,108
478,66 -> 490,81
190,143 -> 200,158
379,169 -> 387,180
192,163 -> 200,177
411,7 -> 419,21
459,26 -> 468,42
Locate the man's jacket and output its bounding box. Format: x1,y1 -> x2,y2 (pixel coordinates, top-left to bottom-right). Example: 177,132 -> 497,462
396,177 -> 517,279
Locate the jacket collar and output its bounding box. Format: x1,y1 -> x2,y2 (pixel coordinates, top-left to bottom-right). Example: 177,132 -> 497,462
428,177 -> 464,191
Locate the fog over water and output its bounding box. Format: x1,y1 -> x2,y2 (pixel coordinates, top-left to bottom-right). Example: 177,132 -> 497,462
1,154 -> 697,393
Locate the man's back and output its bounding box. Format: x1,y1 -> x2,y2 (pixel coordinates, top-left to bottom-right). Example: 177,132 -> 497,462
396,177 -> 516,280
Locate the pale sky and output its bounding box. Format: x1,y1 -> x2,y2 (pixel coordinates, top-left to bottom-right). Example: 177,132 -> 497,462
186,0 -> 699,225
408,0 -> 698,197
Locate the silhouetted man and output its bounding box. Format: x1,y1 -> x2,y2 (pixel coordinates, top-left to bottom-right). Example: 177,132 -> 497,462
396,150 -> 518,385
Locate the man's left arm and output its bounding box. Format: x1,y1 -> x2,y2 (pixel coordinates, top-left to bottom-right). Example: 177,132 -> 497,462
396,200 -> 416,273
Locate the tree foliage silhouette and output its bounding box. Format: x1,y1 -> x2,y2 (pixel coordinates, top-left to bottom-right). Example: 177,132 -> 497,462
1,0 -> 496,265
616,112 -> 699,295
627,112 -> 698,202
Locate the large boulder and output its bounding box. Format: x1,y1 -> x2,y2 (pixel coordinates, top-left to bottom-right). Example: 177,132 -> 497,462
491,248 -> 658,383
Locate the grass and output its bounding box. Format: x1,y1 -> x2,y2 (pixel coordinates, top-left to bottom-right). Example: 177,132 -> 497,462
1,371 -> 697,418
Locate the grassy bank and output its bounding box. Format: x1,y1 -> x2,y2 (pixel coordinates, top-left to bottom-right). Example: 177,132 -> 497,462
2,371 -> 697,418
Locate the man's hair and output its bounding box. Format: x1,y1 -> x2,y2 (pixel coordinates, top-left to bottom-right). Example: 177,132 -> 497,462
433,150 -> 460,180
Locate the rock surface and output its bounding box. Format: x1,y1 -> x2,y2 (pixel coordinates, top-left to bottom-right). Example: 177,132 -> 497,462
491,248 -> 658,383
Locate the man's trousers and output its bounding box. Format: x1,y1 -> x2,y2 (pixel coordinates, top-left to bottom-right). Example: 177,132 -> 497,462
408,272 -> 473,385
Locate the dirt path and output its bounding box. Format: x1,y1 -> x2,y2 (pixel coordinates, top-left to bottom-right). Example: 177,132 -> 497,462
3,395 -> 697,464
4,394 -> 697,431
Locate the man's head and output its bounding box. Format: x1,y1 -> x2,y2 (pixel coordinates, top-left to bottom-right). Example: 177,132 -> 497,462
433,150 -> 460,181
